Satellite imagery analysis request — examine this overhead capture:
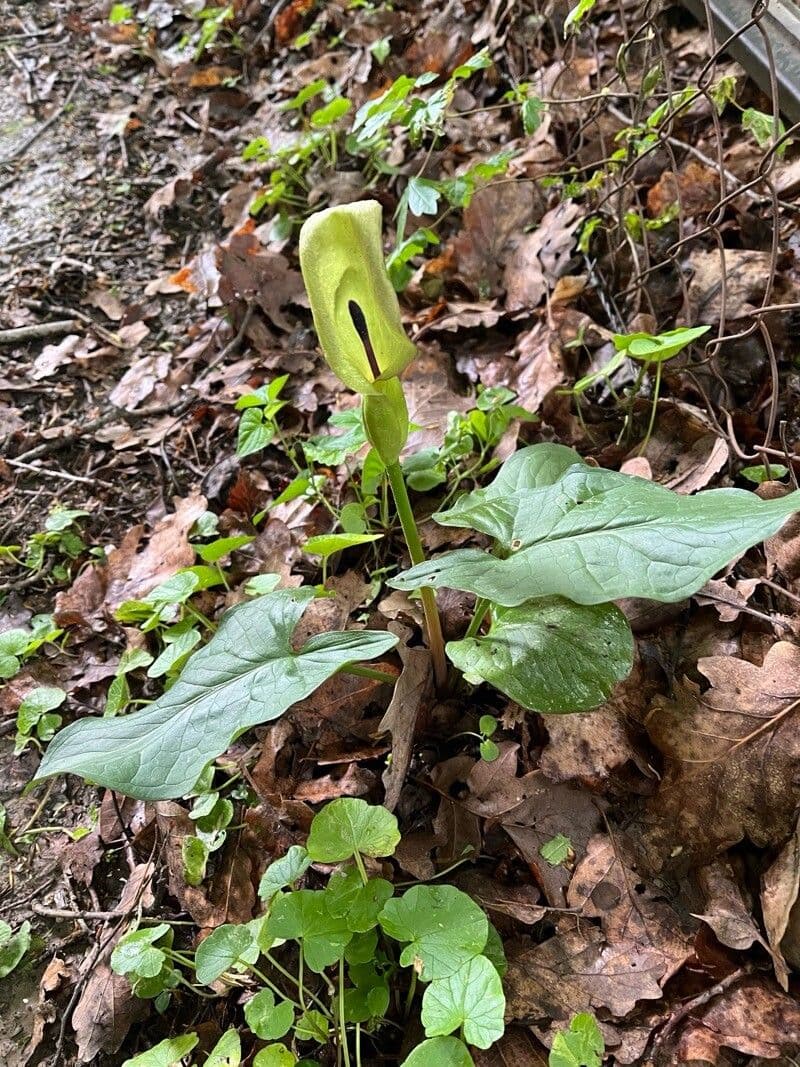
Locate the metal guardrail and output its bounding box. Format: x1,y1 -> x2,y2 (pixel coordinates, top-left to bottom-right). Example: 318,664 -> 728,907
681,0 -> 800,123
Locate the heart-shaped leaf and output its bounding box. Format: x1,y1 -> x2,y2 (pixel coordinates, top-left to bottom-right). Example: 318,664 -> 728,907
244,989 -> 295,1041
195,924 -> 256,984
401,1037 -> 475,1067
446,597 -> 633,712
306,797 -> 400,863
266,890 -> 353,972
391,453 -> 800,607
379,885 -> 487,981
421,955 -> 505,1049
34,590 -> 398,800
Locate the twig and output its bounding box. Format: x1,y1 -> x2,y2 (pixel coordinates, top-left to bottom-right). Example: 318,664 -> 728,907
31,903 -> 136,921
6,457 -> 116,489
655,966 -> 752,1045
0,75 -> 82,168
0,320 -> 79,344
203,302 -> 255,372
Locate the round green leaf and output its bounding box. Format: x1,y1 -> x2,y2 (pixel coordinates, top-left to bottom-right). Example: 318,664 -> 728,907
307,798 -> 400,862
401,1037 -> 475,1067
122,1034 -> 199,1067
253,1046 -> 296,1067
378,885 -> 488,981
421,955 -> 505,1049
195,924 -> 254,984
446,597 -> 634,713
244,989 -> 295,1040
206,1029 -> 241,1067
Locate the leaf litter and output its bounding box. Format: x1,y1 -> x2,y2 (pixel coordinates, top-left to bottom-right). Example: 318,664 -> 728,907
3,0 -> 800,1063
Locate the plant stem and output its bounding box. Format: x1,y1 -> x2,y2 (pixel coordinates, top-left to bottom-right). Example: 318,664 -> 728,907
353,849 -> 369,887
339,664 -> 398,686
385,461 -> 447,691
639,359 -> 663,455
463,597 -> 490,640
403,971 -> 417,1019
339,957 -> 352,1067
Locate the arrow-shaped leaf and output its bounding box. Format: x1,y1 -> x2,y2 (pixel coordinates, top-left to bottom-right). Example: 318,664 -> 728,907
390,454 -> 800,607
446,597 -> 633,713
34,590 -> 397,800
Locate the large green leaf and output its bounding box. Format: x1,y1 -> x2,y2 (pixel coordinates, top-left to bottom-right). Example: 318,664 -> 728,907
306,797 -> 400,862
379,885 -> 488,981
401,1037 -> 475,1067
34,590 -> 397,800
421,955 -> 505,1049
446,598 -> 633,712
391,453 -> 800,607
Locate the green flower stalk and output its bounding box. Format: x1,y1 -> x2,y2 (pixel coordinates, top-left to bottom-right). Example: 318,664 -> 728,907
299,200 -> 447,689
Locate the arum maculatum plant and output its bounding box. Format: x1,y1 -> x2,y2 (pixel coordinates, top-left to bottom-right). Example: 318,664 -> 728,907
34,199 -> 800,803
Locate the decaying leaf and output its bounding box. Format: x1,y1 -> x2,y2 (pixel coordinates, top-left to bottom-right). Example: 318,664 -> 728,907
645,642 -> 800,857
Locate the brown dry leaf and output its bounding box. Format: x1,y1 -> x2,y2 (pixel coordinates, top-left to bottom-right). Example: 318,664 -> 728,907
504,924 -> 665,1025
155,801 -> 219,928
85,288 -> 126,321
401,346 -> 472,452
459,320 -> 567,415
31,334 -> 82,380
567,834 -> 695,983
293,764 -> 376,802
646,161 -> 721,217
645,642 -> 800,857
473,1028 -> 547,1066
633,401 -> 729,493
55,492 -> 207,627
464,742 -> 533,818
217,230 -> 305,332
675,976 -> 800,1060
686,248 -> 774,322
452,182 -> 542,299
762,482 -> 800,582
380,637 -> 432,812
108,352 -> 172,411
72,961 -> 147,1063
694,577 -> 760,622
504,200 -> 581,311
501,774 -> 605,906
453,869 -> 545,926
539,659 -> 653,786
696,857 -> 768,954
762,816 -> 800,990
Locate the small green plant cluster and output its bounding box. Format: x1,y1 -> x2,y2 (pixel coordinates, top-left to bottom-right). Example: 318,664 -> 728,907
0,614 -> 62,680
111,798 -> 505,1066
0,506 -> 90,585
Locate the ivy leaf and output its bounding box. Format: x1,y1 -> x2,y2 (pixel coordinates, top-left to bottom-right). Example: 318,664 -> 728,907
122,1035 -> 199,1067
259,845 -> 311,901
244,989 -> 295,1040
34,590 -> 397,799
401,1037 -> 474,1066
407,176 -> 441,217
549,1012 -> 605,1067
391,450 -> 800,608
307,798 -> 400,862
421,955 -> 505,1049
267,890 -> 353,972
237,408 -> 276,458
446,597 -> 633,712
206,1029 -> 241,1067
0,920 -> 31,978
379,885 -> 488,980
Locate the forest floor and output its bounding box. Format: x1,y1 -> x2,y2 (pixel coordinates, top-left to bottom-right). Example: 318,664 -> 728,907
3,0 -> 800,1064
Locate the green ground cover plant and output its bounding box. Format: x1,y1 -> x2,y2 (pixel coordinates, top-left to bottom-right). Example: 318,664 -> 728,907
26,199 -> 800,1062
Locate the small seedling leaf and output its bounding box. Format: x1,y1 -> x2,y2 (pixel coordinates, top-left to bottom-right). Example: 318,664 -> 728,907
549,1012 -> 605,1067
0,920 -> 31,979
540,833 -> 573,865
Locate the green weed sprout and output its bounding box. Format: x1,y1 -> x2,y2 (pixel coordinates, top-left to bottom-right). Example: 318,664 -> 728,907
299,200 -> 447,688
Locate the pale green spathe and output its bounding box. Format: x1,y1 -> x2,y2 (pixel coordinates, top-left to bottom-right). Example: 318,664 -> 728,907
299,200 -> 416,394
